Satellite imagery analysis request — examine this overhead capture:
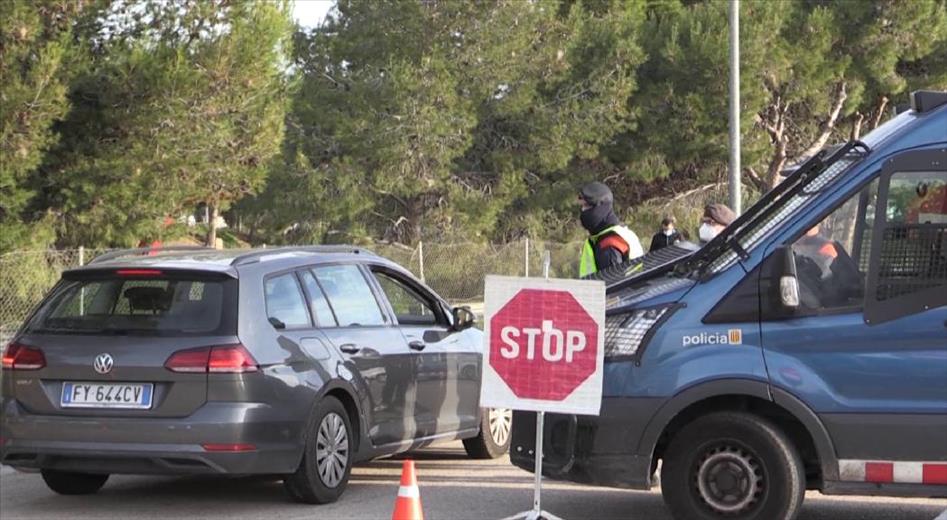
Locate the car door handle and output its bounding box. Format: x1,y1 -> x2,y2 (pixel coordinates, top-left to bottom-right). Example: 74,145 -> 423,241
339,344 -> 360,354
408,340 -> 426,351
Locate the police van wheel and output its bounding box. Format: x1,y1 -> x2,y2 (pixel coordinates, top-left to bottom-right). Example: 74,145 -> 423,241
661,412 -> 805,520
463,408 -> 512,459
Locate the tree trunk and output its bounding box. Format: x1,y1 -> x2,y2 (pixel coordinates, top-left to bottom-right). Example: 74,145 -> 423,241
870,96 -> 889,129
406,198 -> 423,245
758,90 -> 790,190
765,136 -> 788,189
206,203 -> 219,248
796,81 -> 848,160
851,112 -> 864,141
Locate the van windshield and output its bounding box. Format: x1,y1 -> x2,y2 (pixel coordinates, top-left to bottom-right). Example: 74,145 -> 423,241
27,274 -> 237,336
681,142 -> 870,279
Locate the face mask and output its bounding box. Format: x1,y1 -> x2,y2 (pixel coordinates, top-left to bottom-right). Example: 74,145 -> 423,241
699,223 -> 717,242
580,202 -> 614,234
663,228 -> 674,236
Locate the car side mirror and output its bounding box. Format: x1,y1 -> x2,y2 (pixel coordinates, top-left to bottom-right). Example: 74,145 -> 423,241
451,306 -> 476,331
776,246 -> 800,309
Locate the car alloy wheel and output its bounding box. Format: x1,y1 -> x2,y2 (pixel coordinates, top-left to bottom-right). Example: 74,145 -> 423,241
488,408 -> 512,448
315,412 -> 349,488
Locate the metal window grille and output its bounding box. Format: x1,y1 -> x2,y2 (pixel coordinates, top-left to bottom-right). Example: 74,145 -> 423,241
875,225 -> 947,302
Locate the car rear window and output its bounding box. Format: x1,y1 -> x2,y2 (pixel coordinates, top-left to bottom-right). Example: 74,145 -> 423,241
26,273 -> 237,336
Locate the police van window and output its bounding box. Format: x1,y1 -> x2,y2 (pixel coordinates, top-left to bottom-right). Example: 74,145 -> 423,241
264,274 -> 311,329
790,179 -> 879,313
373,272 -> 438,326
313,264 -> 386,327
873,170 -> 947,302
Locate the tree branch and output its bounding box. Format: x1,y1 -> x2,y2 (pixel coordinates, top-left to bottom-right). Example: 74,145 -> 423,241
870,96 -> 889,129
744,167 -> 767,192
797,81 -> 847,160
850,112 -> 864,141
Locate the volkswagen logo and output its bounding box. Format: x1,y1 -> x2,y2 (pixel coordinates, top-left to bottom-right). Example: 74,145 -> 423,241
93,354 -> 114,375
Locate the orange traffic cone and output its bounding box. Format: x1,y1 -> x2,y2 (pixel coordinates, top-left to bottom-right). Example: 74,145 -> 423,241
392,459 -> 424,520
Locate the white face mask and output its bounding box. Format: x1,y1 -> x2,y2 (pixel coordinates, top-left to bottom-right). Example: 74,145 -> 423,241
663,228 -> 674,236
699,223 -> 717,242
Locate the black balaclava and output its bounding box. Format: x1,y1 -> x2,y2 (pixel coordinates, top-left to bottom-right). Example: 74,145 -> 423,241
579,182 -> 620,235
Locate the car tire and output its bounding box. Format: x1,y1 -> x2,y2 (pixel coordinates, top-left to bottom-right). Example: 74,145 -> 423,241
463,408 -> 512,459
661,412 -> 805,520
41,470 -> 109,495
284,396 -> 354,504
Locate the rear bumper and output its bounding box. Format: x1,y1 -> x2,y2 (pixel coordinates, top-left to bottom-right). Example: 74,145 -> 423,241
0,398 -> 303,475
509,397 -> 664,490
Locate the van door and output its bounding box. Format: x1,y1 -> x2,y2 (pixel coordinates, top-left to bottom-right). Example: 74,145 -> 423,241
760,149 -> 947,470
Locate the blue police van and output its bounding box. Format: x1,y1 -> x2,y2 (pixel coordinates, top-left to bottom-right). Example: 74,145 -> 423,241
510,90 -> 947,520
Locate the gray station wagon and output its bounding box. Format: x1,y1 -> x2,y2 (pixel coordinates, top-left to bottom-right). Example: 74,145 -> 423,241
0,246 -> 511,503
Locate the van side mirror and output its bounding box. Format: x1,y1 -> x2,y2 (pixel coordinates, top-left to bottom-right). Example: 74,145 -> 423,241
776,246 -> 800,309
451,306 -> 476,331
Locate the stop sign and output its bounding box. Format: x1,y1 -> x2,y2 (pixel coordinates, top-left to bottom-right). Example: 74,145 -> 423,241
480,275 -> 605,415
489,289 -> 598,400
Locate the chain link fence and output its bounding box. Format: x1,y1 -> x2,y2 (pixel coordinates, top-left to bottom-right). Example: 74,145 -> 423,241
0,240 -> 585,343
0,248 -> 113,345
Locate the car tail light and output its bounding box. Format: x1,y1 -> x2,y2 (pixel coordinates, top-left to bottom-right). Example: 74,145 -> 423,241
202,443 -> 256,452
164,347 -> 211,373
208,345 -> 258,373
2,343 -> 46,370
165,345 -> 258,374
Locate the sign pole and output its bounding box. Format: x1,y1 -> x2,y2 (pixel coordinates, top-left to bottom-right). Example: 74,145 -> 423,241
531,411 -> 544,519
525,252 -> 559,520
728,0 -> 742,215
531,252 -> 551,518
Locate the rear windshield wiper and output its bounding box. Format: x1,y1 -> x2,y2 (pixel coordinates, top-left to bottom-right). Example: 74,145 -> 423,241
100,327 -> 175,335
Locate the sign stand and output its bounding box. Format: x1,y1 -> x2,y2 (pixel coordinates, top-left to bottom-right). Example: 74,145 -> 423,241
504,252 -> 563,520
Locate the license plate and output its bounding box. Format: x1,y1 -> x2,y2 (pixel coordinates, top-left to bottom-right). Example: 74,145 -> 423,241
61,382 -> 153,409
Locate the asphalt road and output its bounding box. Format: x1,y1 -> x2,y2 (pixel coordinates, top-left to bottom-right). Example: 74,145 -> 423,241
2,442 -> 945,520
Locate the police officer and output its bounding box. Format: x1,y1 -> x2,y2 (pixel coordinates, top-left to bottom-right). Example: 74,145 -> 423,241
578,181 -> 643,276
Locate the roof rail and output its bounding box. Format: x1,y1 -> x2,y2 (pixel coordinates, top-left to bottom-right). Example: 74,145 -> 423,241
88,246 -> 215,265
230,245 -> 371,266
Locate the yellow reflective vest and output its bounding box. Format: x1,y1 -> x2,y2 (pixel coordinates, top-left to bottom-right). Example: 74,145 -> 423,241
579,225 -> 644,277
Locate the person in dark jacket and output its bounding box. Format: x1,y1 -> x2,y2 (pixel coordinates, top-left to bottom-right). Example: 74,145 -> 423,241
649,216 -> 682,252
578,182 -> 644,276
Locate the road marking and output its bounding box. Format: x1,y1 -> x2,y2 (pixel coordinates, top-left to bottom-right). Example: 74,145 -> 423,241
0,465 -> 17,476
934,508 -> 947,520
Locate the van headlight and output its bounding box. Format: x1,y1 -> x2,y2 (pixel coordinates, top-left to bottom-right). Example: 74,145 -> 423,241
604,304 -> 678,359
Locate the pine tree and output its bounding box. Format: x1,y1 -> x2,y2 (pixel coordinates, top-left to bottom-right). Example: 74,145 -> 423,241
0,0 -> 85,251
42,0 -> 293,247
